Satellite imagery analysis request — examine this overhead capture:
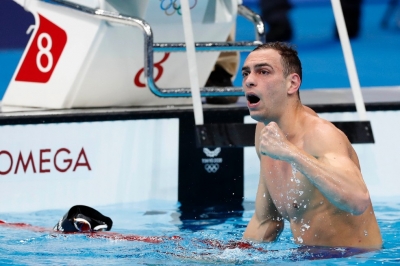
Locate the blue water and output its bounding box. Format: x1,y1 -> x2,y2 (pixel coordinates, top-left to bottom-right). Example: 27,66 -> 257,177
0,199 -> 399,265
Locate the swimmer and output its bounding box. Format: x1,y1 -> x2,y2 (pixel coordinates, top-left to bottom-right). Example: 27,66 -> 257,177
242,42 -> 382,248
0,205 -> 167,243
53,205 -> 112,233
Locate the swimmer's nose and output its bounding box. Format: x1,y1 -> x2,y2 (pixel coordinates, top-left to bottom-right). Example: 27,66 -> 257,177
243,72 -> 256,89
245,81 -> 255,88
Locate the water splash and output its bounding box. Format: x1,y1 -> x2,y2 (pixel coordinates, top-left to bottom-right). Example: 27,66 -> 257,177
301,224 -> 310,231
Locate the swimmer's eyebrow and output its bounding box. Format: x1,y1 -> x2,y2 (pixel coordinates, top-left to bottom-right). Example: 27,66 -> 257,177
242,63 -> 273,72
241,66 -> 250,72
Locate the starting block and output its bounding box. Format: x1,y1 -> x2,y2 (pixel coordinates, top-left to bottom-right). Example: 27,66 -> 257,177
3,0 -> 247,109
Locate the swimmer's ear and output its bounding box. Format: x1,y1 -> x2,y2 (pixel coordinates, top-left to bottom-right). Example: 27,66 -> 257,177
287,73 -> 301,95
53,205 -> 113,233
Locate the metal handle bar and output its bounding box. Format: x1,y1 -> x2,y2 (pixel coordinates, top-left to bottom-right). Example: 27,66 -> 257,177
42,0 -> 264,98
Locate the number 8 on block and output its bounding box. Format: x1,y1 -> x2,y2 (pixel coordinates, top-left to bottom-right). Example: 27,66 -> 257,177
16,14 -> 67,83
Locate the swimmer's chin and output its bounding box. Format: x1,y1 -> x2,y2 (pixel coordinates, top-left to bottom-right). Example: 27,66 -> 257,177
248,113 -> 264,123
249,114 -> 272,126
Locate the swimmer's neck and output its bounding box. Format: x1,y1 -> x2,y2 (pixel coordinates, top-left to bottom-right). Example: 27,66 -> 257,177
262,106 -> 307,139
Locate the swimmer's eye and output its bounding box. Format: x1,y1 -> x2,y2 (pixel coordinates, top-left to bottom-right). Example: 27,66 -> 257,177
74,218 -> 91,232
242,71 -> 249,78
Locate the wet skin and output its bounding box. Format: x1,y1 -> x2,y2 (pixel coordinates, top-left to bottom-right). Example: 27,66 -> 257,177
242,49 -> 382,248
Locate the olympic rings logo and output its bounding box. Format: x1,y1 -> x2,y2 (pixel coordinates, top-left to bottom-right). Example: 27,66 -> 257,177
159,0 -> 197,16
204,163 -> 219,173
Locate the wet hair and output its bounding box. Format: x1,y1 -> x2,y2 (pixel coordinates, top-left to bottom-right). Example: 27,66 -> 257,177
253,42 -> 302,82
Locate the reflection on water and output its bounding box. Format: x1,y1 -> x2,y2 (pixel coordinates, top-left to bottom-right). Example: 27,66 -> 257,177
178,202 -> 244,231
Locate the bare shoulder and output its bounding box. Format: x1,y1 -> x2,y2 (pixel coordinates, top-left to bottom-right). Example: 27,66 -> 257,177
302,114 -> 354,159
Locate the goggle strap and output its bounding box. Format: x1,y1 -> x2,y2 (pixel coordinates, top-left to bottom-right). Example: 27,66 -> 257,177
93,224 -> 108,231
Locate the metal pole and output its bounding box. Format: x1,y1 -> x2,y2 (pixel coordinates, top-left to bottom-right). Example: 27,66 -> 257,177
180,0 -> 204,125
331,0 -> 367,120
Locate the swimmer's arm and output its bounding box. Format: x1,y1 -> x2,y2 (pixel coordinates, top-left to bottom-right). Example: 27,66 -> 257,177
286,123 -> 369,215
243,179 -> 284,242
243,123 -> 284,242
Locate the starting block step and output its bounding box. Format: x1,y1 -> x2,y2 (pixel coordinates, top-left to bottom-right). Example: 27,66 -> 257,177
195,121 -> 375,148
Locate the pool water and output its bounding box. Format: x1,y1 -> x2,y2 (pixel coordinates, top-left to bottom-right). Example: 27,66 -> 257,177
0,199 -> 399,265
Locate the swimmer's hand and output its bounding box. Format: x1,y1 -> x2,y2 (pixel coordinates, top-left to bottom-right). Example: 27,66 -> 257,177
259,122 -> 294,161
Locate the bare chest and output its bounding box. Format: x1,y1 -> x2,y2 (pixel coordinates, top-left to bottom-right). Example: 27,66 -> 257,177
261,158 -> 318,220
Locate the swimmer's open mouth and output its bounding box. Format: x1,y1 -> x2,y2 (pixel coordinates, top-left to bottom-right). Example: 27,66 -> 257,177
246,94 -> 260,104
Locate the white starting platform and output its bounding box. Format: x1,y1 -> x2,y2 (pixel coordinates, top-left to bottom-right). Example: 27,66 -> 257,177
3,0 -> 256,109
